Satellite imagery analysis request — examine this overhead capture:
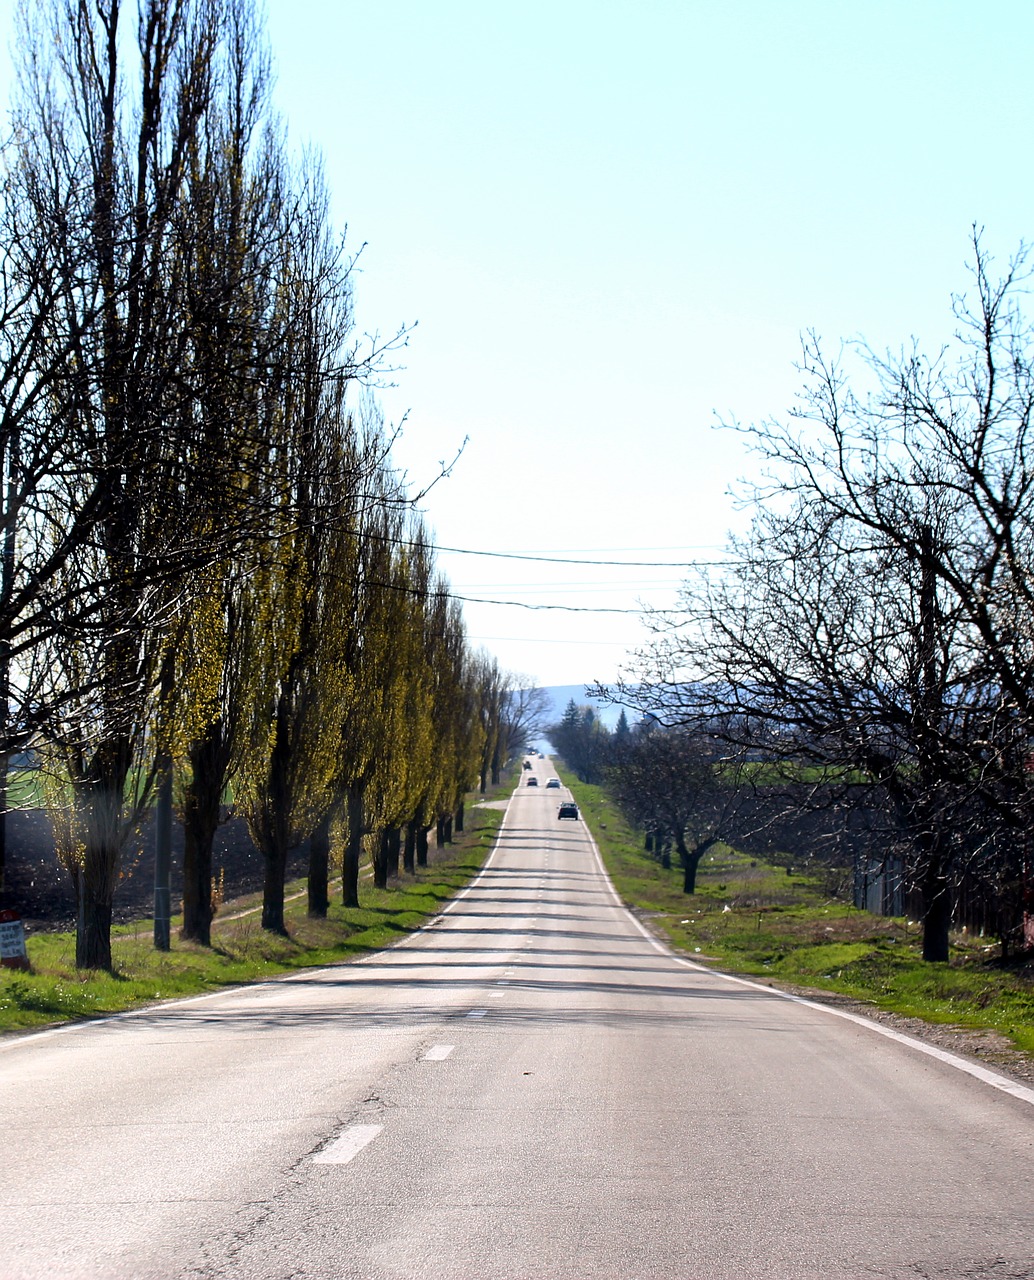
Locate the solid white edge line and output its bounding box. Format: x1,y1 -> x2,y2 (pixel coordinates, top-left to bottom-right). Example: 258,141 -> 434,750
580,818 -> 1034,1110
312,1123 -> 383,1164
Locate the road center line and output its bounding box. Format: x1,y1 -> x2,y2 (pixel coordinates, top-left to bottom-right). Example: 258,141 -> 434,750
312,1124 -> 383,1165
421,1044 -> 454,1061
466,1009 -> 487,1018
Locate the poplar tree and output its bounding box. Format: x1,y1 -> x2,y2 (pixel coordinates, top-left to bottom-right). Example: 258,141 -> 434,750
17,0 -> 250,969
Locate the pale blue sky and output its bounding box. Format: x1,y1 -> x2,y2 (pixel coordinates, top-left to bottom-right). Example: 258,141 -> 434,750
4,2 -> 1032,686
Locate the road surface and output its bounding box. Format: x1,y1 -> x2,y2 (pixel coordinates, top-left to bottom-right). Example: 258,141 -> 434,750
2,758 -> 1033,1278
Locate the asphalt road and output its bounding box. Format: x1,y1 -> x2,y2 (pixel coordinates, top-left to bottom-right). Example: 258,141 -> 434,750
2,759 -> 1033,1279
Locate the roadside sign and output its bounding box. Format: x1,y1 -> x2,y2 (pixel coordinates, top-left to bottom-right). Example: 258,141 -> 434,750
0,907 -> 30,970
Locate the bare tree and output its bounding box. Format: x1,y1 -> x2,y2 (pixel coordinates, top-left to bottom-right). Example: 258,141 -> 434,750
607,233 -> 1034,960
606,721 -> 743,893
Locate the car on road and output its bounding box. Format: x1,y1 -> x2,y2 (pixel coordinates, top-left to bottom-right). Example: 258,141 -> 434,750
557,801 -> 579,819
545,778 -> 561,789
526,776 -> 538,786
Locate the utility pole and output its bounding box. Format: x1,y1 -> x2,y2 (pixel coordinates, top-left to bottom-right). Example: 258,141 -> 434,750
917,521 -> 950,962
153,649 -> 174,950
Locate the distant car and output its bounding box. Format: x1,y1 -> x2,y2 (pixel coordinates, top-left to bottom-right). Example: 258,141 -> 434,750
545,778 -> 561,789
522,760 -> 532,770
526,776 -> 538,786
557,801 -> 579,819
538,752 -> 545,758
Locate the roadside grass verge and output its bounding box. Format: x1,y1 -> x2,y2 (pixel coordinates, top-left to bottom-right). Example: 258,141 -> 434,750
559,767 -> 1034,1056
0,790 -> 508,1036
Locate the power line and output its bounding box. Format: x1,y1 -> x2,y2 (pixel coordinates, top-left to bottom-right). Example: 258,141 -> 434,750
452,592 -> 679,615
430,543 -> 727,568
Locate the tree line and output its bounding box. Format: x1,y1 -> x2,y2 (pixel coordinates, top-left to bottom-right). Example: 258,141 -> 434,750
549,701 -> 744,896
595,233 -> 1034,963
0,0 -> 538,971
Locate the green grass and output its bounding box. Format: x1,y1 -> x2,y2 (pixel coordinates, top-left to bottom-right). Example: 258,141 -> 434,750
558,766 -> 1034,1058
0,787 -> 508,1036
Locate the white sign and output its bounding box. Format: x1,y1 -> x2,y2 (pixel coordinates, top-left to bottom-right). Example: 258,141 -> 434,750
0,909 -> 29,970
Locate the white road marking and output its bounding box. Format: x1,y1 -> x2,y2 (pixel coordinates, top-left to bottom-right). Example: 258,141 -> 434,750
312,1124 -> 383,1164
466,1009 -> 487,1018
421,1044 -> 454,1061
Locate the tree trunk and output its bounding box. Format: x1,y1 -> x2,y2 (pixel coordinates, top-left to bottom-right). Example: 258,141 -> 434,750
387,825 -> 401,879
443,814 -> 453,844
343,784 -> 364,908
455,800 -> 465,833
77,813 -> 121,969
153,652 -> 175,951
261,846 -> 288,934
77,892 -> 113,972
74,745 -> 132,971
922,872 -> 952,963
153,758 -> 173,951
681,837 -> 716,895
0,759 -> 8,908
403,822 -> 416,873
416,824 -> 429,867
373,828 -> 389,889
679,839 -> 702,895
308,808 -> 331,917
259,695 -> 294,934
181,720 -> 228,946
436,816 -> 447,848
181,799 -> 218,946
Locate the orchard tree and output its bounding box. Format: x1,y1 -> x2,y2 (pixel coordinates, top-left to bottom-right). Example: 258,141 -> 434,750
606,722 -> 742,893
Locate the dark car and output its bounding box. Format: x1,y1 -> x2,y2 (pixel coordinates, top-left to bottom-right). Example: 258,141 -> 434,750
545,778 -> 561,789
526,776 -> 538,786
557,801 -> 579,819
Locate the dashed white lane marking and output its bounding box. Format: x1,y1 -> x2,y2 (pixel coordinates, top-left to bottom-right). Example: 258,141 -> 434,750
313,1124 -> 383,1164
422,1044 -> 455,1061
466,1009 -> 487,1018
